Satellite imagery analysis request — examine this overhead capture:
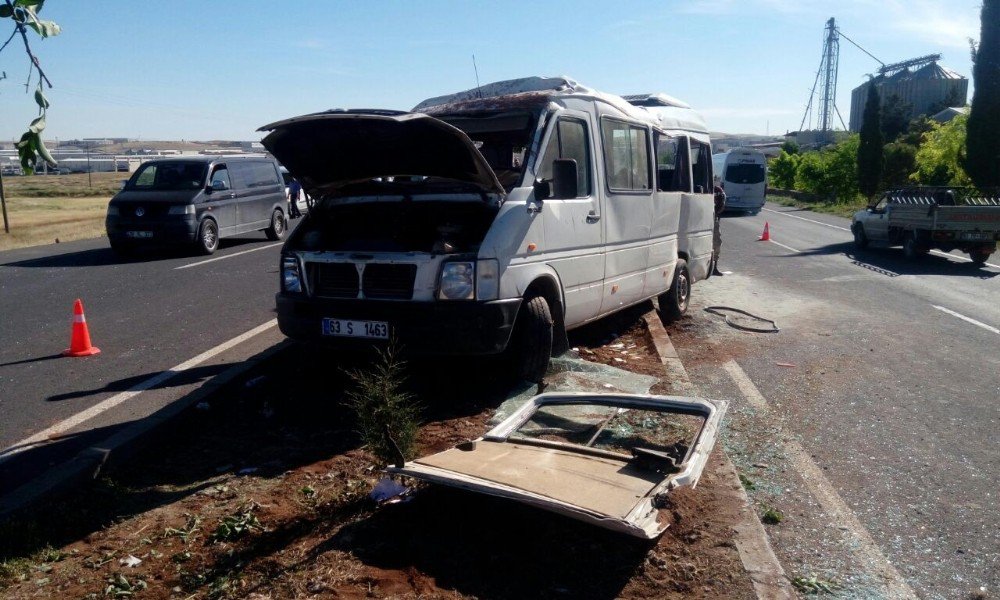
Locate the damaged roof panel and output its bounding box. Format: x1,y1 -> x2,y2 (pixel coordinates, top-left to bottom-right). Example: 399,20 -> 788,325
389,392 -> 726,539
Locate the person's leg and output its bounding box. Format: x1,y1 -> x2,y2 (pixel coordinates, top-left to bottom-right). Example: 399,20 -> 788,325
712,217 -> 723,275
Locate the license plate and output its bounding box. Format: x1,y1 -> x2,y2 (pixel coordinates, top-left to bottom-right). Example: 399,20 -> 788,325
322,318 -> 389,339
959,232 -> 992,241
126,231 -> 153,239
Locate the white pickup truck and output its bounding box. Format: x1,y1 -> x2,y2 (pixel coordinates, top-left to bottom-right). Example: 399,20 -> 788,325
852,187 -> 1000,265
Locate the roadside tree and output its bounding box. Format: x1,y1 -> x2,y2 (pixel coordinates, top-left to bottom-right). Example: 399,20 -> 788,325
965,0 -> 1000,189
912,115 -> 971,186
769,150 -> 799,189
857,82 -> 884,198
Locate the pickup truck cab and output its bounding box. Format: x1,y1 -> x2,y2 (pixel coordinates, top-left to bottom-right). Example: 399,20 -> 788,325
852,187 -> 1000,265
260,76 -> 716,381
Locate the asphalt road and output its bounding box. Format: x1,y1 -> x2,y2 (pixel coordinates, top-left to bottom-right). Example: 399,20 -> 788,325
677,203 -> 999,599
0,231 -> 287,492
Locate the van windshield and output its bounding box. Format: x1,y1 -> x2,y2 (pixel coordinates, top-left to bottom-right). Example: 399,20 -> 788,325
438,111 -> 535,192
127,162 -> 208,191
725,163 -> 766,184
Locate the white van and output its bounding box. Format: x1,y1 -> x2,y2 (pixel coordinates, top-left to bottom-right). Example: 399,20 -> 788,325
712,148 -> 767,213
260,76 -> 715,381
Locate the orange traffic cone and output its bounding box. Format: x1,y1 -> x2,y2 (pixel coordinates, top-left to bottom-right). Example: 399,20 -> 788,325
758,222 -> 770,242
63,299 -> 101,357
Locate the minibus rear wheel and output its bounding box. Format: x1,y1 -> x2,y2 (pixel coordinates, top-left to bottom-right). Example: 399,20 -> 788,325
659,259 -> 690,322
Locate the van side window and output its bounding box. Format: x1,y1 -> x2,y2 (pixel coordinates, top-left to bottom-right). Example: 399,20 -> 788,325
210,166 -> 231,190
690,140 -> 712,193
601,119 -> 650,192
656,133 -> 691,192
233,161 -> 281,189
537,118 -> 592,197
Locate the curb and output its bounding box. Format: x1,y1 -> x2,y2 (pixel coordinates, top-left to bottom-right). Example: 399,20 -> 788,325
644,310 -> 797,600
0,339 -> 292,519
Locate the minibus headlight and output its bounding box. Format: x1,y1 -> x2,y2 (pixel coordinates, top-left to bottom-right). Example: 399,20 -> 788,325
439,261 -> 475,300
476,259 -> 499,301
282,255 -> 303,293
106,205 -> 119,216
167,204 -> 195,215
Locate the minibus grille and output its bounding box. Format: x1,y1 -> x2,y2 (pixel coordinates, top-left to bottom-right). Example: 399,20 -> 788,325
362,264 -> 417,300
310,263 -> 359,298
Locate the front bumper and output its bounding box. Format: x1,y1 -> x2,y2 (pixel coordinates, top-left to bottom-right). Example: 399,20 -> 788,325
276,294 -> 522,355
106,216 -> 199,245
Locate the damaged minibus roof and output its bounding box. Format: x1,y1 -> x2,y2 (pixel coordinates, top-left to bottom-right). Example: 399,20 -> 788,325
257,111 -> 505,198
389,392 -> 727,539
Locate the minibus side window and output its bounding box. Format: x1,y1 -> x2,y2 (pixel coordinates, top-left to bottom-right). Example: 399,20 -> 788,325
690,140 -> 712,193
656,133 -> 692,192
601,119 -> 651,192
537,118 -> 592,197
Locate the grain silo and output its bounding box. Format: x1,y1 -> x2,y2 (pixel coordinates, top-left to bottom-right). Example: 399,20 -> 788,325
848,54 -> 968,132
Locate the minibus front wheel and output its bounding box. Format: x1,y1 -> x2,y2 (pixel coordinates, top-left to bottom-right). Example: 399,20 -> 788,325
512,294 -> 553,383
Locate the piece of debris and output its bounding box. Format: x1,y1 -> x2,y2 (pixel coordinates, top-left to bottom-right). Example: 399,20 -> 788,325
195,402 -> 211,411
389,392 -> 727,539
369,477 -> 411,504
613,357 -> 626,363
752,463 -> 769,469
775,362 -> 797,368
608,343 -> 625,349
119,555 -> 142,568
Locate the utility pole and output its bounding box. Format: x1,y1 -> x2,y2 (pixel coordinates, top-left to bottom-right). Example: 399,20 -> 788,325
1,169 -> 9,234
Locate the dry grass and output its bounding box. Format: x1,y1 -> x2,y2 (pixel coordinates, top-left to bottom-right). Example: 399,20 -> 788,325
0,196 -> 110,251
767,192 -> 863,219
1,172 -> 124,198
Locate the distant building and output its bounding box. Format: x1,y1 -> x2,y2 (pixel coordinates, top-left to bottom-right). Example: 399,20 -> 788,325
930,106 -> 969,123
848,59 -> 968,132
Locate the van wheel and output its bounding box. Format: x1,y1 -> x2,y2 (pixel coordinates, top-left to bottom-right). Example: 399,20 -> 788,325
852,224 -> 869,250
265,209 -> 285,241
970,249 -> 991,266
659,259 -> 690,322
513,295 -> 553,383
197,219 -> 219,255
902,232 -> 925,260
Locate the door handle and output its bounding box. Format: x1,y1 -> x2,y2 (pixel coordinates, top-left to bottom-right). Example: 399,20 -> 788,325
587,211 -> 601,223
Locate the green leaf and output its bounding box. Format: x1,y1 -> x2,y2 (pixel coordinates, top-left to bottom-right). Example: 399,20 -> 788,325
34,87 -> 49,109
29,115 -> 45,133
26,18 -> 60,37
0,5 -> 14,18
37,137 -> 56,167
14,0 -> 45,6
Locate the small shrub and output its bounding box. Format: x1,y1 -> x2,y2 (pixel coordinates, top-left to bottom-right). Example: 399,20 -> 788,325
212,505 -> 262,542
343,341 -> 421,467
761,507 -> 783,525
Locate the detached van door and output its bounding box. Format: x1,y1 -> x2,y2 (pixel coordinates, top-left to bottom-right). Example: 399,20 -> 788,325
537,112 -> 605,326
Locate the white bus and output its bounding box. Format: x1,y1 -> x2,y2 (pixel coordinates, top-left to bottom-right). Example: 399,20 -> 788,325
712,148 -> 767,213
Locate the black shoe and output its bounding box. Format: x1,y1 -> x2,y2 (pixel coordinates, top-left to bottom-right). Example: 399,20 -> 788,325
712,269 -> 724,276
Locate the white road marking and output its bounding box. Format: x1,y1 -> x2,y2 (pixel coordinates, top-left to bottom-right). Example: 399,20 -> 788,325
768,239 -> 801,253
722,360 -> 918,599
931,305 -> 1000,335
0,319 -> 278,463
762,207 -> 851,231
175,243 -> 283,270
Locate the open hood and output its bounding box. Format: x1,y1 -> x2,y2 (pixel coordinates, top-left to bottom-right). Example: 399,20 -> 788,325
389,392 -> 727,539
258,111 -> 505,198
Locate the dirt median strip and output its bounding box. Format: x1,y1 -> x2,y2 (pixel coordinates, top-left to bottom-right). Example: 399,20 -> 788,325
644,310 -> 798,600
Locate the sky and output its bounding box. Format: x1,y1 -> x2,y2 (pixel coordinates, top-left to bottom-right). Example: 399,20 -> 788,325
0,0 -> 985,142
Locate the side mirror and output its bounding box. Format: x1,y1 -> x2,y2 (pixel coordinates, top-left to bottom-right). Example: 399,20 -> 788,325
210,179 -> 228,192
533,178 -> 553,201
119,179 -> 128,190
551,158 -> 579,199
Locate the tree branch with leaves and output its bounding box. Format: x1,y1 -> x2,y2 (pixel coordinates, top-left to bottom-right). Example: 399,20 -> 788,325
1,0 -> 60,175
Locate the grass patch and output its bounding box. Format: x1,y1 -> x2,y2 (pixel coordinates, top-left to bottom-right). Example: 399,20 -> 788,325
761,507 -> 784,525
738,473 -> 756,491
2,172 -> 124,198
768,192 -> 865,219
0,172 -> 121,250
